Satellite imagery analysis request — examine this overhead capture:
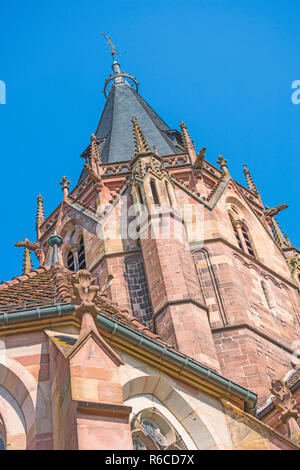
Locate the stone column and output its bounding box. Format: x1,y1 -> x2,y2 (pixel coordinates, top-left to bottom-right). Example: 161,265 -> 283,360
70,243 -> 80,271
233,219 -> 248,253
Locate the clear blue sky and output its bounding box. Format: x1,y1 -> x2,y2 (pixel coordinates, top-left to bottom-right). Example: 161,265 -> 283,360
0,0 -> 299,281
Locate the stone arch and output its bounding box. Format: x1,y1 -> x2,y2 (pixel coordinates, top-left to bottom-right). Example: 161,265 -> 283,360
60,218 -> 88,270
226,197 -> 258,258
122,374 -> 231,450
225,196 -> 257,231
0,354 -> 38,449
0,385 -> 26,449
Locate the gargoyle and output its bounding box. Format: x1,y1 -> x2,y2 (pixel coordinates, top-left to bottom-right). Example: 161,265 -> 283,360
264,204 -> 288,218
84,162 -> 112,203
193,147 -> 206,175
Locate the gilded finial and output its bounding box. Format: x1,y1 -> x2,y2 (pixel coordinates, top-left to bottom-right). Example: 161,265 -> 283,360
101,32 -> 121,62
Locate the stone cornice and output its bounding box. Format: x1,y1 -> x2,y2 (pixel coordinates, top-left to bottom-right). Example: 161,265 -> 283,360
211,323 -> 295,355
152,297 -> 209,322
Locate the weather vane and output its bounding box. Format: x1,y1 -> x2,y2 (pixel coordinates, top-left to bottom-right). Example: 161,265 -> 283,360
101,32 -> 121,61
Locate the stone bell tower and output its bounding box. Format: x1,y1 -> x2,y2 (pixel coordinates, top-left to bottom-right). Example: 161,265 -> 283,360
16,42 -> 300,407
128,116 -> 220,372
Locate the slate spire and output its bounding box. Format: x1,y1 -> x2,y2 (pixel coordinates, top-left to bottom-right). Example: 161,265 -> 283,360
92,48 -> 184,166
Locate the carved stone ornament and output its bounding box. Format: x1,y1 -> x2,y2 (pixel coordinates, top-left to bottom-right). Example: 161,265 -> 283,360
270,378 -> 300,425
71,269 -> 100,319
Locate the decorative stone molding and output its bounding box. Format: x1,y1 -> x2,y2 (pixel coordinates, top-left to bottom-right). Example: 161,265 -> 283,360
270,378 -> 300,443
71,269 -> 99,319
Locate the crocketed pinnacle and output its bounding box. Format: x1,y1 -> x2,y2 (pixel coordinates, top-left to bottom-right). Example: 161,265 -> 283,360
36,194 -> 44,229
90,133 -> 102,169
243,164 -> 259,195
22,246 -> 32,274
180,121 -> 195,151
131,116 -> 150,154
271,218 -> 290,249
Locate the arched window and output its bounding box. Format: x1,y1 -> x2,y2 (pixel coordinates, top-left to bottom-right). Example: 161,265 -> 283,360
230,215 -> 256,257
67,250 -> 75,271
67,237 -> 86,271
131,408 -> 187,450
78,237 -> 86,269
230,215 -> 243,250
241,224 -> 255,257
150,180 -> 160,205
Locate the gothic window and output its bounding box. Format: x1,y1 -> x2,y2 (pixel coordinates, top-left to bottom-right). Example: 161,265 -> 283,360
242,224 -> 255,257
78,237 -> 86,269
230,215 -> 256,257
67,250 -> 75,271
150,180 -> 160,205
137,185 -> 144,205
131,408 -> 187,450
67,236 -> 86,271
230,215 -> 243,250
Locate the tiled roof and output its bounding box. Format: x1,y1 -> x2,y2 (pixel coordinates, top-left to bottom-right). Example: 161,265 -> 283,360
0,267 -> 58,310
0,264 -> 158,339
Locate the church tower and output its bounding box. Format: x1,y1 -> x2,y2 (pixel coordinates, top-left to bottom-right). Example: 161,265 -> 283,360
26,45 -> 300,406
0,39 -> 299,450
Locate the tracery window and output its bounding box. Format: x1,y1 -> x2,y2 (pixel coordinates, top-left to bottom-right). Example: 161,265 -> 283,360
150,180 -> 160,206
137,185 -> 144,205
241,224 -> 255,257
230,215 -> 256,258
230,215 -> 243,250
67,236 -> 86,271
131,408 -> 187,450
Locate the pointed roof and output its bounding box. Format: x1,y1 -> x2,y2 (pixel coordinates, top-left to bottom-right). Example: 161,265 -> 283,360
93,62 -> 184,164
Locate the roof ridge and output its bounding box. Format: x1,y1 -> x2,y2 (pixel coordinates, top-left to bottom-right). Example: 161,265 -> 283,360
50,263 -> 73,301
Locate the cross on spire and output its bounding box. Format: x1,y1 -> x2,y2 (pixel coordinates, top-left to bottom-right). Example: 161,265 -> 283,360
101,32 -> 121,62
